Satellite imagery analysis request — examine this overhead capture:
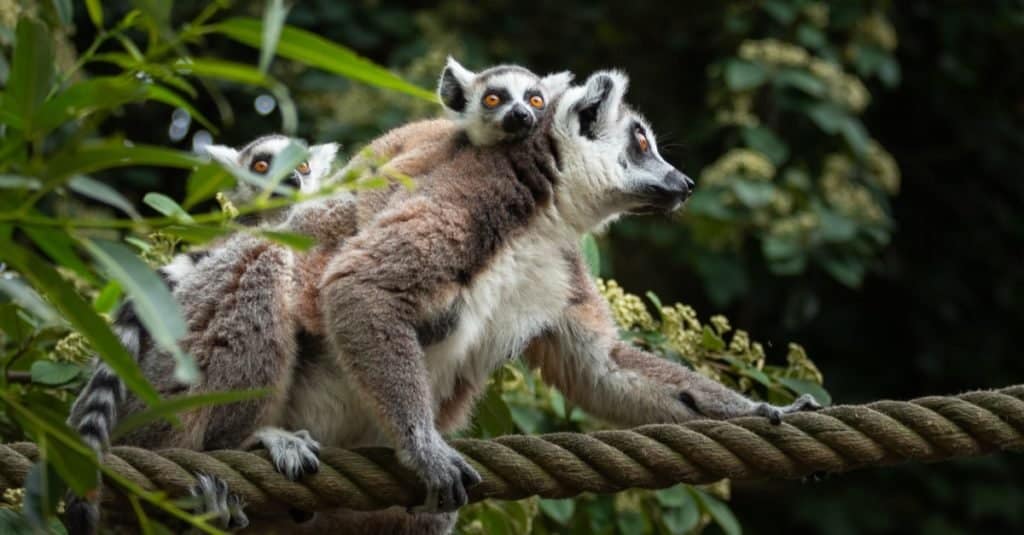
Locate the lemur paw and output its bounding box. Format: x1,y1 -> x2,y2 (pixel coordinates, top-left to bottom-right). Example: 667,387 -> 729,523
402,433 -> 482,514
257,428 -> 321,480
755,394 -> 823,425
190,473 -> 249,531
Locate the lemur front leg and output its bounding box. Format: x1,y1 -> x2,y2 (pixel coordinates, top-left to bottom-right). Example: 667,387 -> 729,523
525,268 -> 820,426
319,200 -> 482,514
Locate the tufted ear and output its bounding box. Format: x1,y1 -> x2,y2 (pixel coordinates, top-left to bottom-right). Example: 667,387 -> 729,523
438,56 -> 476,113
573,70 -> 629,140
204,144 -> 240,167
540,71 -> 574,99
306,142 -> 341,185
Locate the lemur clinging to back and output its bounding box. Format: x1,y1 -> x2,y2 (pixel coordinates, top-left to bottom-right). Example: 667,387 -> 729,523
64,135 -> 338,535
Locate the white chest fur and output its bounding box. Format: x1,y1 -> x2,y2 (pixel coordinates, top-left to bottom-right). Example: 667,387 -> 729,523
424,218 -> 575,406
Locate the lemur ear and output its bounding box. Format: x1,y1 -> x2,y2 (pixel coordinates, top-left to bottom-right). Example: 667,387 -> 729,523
204,144 -> 240,167
307,142 -> 340,183
574,70 -> 629,140
540,71 -> 574,98
438,56 -> 476,113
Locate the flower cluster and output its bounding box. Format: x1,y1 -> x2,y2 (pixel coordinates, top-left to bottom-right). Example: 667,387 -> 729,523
821,154 -> 888,224
701,148 -> 776,187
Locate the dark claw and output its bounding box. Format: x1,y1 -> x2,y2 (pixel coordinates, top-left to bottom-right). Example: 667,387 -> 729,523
288,508 -> 315,524
302,456 -> 319,475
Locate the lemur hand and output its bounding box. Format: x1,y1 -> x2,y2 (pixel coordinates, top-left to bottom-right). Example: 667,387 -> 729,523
402,429 -> 482,513
753,393 -> 822,425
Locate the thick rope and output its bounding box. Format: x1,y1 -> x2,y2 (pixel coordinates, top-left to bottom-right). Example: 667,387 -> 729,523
1,386 -> 1023,516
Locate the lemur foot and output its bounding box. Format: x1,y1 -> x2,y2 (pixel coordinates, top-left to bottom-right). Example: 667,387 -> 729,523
255,427 -> 321,480
190,473 -> 249,531
402,431 -> 482,514
754,394 -> 823,425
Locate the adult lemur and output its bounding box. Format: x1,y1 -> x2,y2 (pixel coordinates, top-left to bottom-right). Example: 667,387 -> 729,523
64,135 -> 338,534
264,70 -> 820,533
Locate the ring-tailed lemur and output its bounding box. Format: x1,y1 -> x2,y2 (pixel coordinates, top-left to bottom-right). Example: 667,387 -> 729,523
64,135 -> 338,535
250,70 -> 820,534
438,56 -> 573,146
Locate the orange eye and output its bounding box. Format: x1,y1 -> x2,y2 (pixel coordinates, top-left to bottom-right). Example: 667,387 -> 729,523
251,160 -> 270,173
636,129 -> 649,153
296,161 -> 311,175
483,94 -> 502,108
529,95 -> 545,109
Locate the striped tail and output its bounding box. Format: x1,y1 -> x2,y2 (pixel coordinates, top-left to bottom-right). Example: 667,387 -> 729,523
64,251 -> 202,534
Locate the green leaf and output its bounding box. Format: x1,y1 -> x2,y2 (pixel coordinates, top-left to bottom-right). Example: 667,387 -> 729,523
839,117 -> 870,156
257,229 -> 316,251
93,281 -> 122,314
214,17 -> 436,101
506,404 -> 547,434
175,57 -> 273,87
777,377 -> 832,406
255,140 -> 308,199
144,84 -> 218,132
22,461 -> 64,529
762,0 -> 797,23
724,59 -> 767,91
6,18 -> 55,135
818,254 -> 865,288
85,0 -> 104,28
160,224 -> 231,244
539,499 -> 574,526
35,76 -> 146,135
474,380 -> 516,438
731,180 -> 776,208
580,234 -> 601,277
615,510 -> 648,535
259,0 -> 289,74
817,209 -> 858,243
701,326 -> 726,351
694,489 -> 741,535
143,193 -> 194,222
68,175 -> 142,220
0,241 -> 159,405
741,127 -> 789,165
806,103 -> 848,134
111,389 -> 269,442
762,235 -> 801,261
0,175 -> 41,190
30,360 -> 82,386
22,225 -> 99,286
0,277 -> 61,326
773,68 -> 827,97
655,485 -> 690,508
183,164 -> 234,209
663,499 -> 700,535
79,238 -> 197,383
46,143 -> 202,184
51,0 -> 74,25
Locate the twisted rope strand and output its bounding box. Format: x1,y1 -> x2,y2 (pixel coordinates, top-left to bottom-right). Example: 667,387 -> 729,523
1,386 -> 1022,515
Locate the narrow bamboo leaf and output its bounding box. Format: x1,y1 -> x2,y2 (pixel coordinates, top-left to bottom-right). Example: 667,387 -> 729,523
174,57 -> 273,87
0,277 -> 62,326
21,461 -> 63,528
51,0 -> 74,25
259,0 -> 289,74
143,193 -> 194,222
68,175 -> 142,220
92,281 -> 122,314
214,17 -> 436,101
256,140 -> 307,199
0,175 -> 41,189
257,229 -> 315,251
22,225 -> 100,285
161,224 -> 231,244
85,0 -> 104,28
7,18 -> 55,134
111,389 -> 269,442
80,238 -> 197,384
0,241 -> 160,405
46,144 -> 202,184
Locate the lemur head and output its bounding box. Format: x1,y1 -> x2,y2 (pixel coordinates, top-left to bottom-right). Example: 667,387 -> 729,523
438,56 -> 573,146
205,135 -> 339,204
548,70 -> 694,230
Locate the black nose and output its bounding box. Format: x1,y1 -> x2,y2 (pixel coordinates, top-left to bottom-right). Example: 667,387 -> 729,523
501,105 -> 534,135
664,170 -> 694,198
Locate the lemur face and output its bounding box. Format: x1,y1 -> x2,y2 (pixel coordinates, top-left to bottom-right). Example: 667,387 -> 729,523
550,70 -> 694,228
205,135 -> 339,204
438,56 -> 573,146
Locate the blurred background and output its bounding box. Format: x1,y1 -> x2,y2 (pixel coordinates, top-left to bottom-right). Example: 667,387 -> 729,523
3,0 -> 1024,534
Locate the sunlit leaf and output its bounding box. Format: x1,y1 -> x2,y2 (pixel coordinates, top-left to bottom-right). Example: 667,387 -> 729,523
144,84 -> 218,132
214,17 -> 436,101
0,240 -> 160,404
0,175 -> 41,189
175,57 -> 273,87
257,229 -> 315,251
22,225 -> 99,286
183,164 -> 234,209
259,0 -> 289,74
143,193 -> 194,222
46,143 -> 202,184
68,175 -> 142,220
85,0 -> 103,28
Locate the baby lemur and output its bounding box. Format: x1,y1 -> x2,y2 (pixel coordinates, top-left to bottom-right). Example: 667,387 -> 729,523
65,135 -> 338,534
